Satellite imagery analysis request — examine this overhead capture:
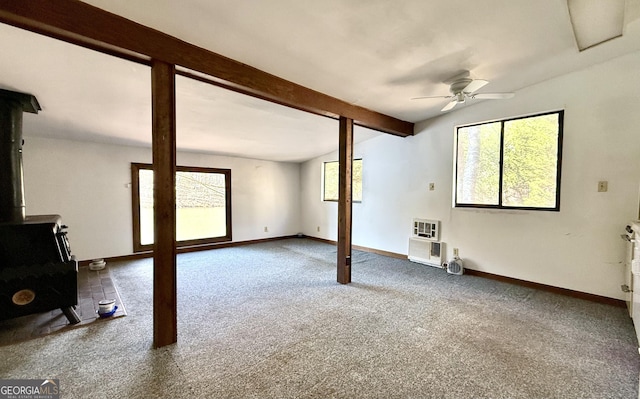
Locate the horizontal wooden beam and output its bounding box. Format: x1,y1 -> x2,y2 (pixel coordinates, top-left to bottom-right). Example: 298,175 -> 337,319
0,0 -> 414,137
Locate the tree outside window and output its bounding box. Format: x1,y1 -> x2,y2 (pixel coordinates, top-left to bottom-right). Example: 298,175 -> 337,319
323,159 -> 363,202
455,111 -> 563,210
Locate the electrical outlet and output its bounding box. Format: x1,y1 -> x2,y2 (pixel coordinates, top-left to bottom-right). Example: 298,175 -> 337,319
429,182 -> 435,191
453,248 -> 459,257
264,226 -> 268,232
317,226 -> 320,232
598,181 -> 608,192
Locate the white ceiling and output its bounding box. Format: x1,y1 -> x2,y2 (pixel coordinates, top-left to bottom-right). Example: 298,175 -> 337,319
1,0 -> 640,162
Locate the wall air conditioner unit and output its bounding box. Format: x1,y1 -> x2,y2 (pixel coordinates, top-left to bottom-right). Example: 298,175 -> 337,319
412,218 -> 440,241
408,237 -> 444,268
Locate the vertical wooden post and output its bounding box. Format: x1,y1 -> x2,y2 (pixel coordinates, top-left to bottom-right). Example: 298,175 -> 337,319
151,60 -> 177,348
337,116 -> 353,284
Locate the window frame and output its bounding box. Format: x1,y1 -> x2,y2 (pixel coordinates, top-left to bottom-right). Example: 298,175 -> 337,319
131,163 -> 232,252
454,110 -> 564,211
322,159 -> 363,203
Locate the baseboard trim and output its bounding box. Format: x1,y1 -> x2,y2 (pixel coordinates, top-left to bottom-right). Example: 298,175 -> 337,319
81,235 -> 626,308
304,236 -> 625,307
305,236 -> 335,246
463,269 -> 626,308
79,235 -> 299,266
304,236 -> 406,259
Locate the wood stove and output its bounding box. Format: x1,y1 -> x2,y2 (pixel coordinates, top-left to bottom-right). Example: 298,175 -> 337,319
0,89 -> 80,324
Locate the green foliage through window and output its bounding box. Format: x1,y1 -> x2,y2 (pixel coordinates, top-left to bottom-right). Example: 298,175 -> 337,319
323,159 -> 363,202
455,111 -> 563,210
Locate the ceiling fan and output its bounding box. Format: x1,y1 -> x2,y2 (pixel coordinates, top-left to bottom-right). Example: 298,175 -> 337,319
412,77 -> 514,112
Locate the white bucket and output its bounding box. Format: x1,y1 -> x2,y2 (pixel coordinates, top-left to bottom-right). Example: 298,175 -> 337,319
89,259 -> 106,270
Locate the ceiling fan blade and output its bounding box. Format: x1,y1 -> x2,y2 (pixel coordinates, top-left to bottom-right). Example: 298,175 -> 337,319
472,92 -> 515,99
462,79 -> 488,93
441,100 -> 458,112
411,95 -> 452,100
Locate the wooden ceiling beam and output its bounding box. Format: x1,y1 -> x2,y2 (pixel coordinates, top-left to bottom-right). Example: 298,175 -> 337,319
0,0 -> 414,137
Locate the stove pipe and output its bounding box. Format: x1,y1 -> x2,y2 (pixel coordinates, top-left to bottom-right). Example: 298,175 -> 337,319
0,89 -> 41,223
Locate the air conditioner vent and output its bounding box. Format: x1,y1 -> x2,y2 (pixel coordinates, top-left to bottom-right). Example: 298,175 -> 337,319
412,218 -> 440,241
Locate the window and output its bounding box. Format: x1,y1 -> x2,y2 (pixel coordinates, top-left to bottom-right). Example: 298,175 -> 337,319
131,163 -> 232,252
323,159 -> 363,202
455,111 -> 563,210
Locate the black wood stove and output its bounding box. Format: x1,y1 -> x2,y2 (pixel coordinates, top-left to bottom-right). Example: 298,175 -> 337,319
0,89 -> 80,324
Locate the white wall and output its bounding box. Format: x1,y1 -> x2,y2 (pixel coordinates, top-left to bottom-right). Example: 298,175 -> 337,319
22,137 -> 301,261
301,50 -> 640,299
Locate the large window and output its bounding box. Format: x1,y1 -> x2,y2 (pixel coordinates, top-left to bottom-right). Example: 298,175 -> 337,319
131,163 -> 232,252
455,111 -> 563,210
323,159 -> 363,202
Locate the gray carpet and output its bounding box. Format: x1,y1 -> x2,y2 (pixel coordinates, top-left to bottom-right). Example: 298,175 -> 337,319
0,238 -> 637,398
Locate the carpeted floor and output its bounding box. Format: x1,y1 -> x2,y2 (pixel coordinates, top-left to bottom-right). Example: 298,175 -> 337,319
0,266 -> 126,345
0,238 -> 637,398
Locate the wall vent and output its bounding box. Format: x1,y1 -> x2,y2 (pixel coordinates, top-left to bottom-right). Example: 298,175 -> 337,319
412,218 -> 440,241
408,237 -> 444,267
